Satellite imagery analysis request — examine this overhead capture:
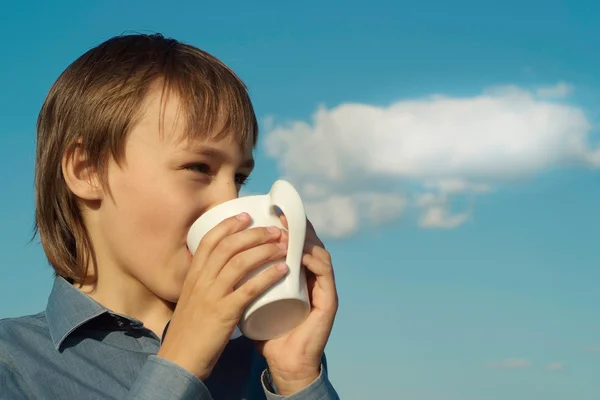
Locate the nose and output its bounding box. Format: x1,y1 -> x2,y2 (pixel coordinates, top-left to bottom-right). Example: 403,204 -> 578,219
205,177 -> 239,210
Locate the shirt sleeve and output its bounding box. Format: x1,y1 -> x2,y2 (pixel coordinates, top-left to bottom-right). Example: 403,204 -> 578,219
261,364 -> 340,400
126,355 -> 213,400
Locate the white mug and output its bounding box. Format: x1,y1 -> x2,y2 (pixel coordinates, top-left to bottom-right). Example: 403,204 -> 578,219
187,180 -> 310,341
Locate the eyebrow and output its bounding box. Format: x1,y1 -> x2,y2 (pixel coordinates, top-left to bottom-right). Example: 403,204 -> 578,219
185,145 -> 255,170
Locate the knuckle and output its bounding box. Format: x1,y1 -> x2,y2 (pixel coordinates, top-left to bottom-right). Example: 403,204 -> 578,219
216,237 -> 235,255
218,301 -> 240,321
321,250 -> 333,265
240,283 -> 260,299
322,263 -> 334,275
228,254 -> 246,273
198,235 -> 216,251
271,242 -> 284,254
262,227 -> 276,239
242,227 -> 270,244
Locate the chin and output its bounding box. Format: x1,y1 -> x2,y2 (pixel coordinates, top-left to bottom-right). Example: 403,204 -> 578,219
152,281 -> 183,304
164,258 -> 190,303
141,265 -> 186,305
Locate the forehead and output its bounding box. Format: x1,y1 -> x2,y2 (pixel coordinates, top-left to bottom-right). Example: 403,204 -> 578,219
138,86 -> 255,161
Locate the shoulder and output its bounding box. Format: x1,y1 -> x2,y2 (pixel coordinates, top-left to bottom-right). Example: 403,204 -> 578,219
0,314 -> 49,398
0,312 -> 48,339
0,312 -> 48,363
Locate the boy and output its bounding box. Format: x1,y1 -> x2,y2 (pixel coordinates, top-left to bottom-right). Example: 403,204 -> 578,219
0,33 -> 339,399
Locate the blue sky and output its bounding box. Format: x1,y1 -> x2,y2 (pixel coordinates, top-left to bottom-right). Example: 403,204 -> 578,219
1,1 -> 600,399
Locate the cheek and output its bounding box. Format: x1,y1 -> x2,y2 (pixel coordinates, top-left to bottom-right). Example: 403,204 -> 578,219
105,170 -> 195,270
105,173 -> 198,301
116,181 -> 178,237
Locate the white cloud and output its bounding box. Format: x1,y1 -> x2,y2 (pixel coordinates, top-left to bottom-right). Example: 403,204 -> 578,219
487,358 -> 532,369
302,193 -> 406,237
423,179 -> 492,195
419,205 -> 470,229
545,362 -> 563,371
263,83 -> 599,237
303,195 -> 359,238
415,179 -> 488,228
535,82 -> 573,98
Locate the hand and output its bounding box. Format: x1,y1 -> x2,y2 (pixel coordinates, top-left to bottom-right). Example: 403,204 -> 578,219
254,217 -> 339,396
157,212 -> 289,380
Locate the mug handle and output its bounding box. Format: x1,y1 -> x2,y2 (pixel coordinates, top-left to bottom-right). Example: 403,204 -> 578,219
268,180 -> 307,272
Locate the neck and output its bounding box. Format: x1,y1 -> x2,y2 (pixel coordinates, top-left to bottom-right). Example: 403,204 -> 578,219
78,269 -> 175,338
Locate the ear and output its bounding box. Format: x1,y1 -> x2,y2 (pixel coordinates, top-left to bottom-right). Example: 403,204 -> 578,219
62,141 -> 104,201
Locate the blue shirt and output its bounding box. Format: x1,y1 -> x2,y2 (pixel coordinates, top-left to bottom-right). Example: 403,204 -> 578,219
0,276 -> 339,399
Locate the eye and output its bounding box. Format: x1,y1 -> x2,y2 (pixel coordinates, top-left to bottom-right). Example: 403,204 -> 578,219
185,163 -> 250,186
185,163 -> 211,175
235,173 -> 250,186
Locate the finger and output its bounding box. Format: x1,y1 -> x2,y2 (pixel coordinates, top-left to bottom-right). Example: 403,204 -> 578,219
305,270 -> 317,303
227,263 -> 289,311
213,242 -> 288,295
181,213 -> 255,302
203,225 -> 284,279
278,226 -> 322,252
278,212 -> 323,240
302,252 -> 334,278
279,213 -> 288,229
280,214 -> 314,235
192,212 -> 253,268
303,241 -> 331,266
279,214 -> 322,241
302,253 -> 338,309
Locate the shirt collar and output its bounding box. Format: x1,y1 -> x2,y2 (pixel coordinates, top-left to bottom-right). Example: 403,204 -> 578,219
45,276 -> 109,350
45,276 -> 243,350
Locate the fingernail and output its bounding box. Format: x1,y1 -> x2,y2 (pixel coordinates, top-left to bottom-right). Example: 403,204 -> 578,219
267,226 -> 280,234
236,212 -> 249,220
275,263 -> 289,273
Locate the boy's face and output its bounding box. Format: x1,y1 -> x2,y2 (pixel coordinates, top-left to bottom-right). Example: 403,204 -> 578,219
89,89 -> 255,303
